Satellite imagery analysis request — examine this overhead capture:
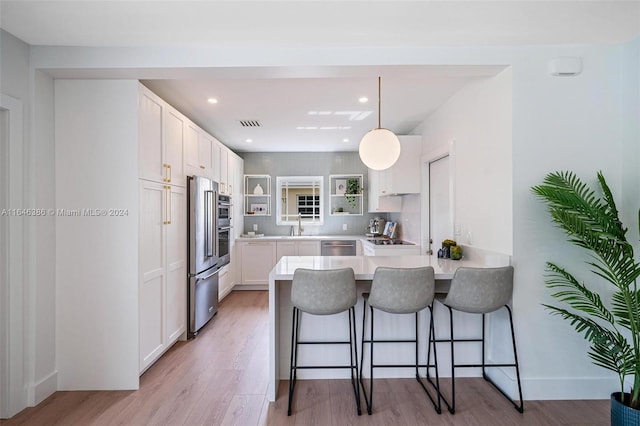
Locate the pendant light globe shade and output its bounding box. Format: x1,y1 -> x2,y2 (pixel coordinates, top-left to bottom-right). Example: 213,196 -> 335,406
359,128 -> 401,170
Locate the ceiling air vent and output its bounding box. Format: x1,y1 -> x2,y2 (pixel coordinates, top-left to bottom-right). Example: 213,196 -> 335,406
239,120 -> 261,127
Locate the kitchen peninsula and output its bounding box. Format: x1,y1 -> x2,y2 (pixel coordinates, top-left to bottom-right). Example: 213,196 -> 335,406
267,253 -> 511,401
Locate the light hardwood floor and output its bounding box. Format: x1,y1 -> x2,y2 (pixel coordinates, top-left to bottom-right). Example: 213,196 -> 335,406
2,290 -> 609,425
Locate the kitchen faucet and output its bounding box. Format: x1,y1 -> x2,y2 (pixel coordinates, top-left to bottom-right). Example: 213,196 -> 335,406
297,213 -> 304,236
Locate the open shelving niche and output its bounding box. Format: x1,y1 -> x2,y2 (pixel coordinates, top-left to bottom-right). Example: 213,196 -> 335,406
244,174 -> 271,216
329,174 -> 364,216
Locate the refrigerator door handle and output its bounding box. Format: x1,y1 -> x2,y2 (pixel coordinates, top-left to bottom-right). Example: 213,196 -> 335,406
196,268 -> 219,282
205,190 -> 214,258
214,191 -> 220,258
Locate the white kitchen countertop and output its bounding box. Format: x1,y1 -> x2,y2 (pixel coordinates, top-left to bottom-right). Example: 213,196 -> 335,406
235,234 -> 365,242
270,254 -> 487,280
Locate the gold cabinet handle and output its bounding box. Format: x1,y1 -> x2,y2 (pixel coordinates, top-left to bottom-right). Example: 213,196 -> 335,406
163,163 -> 169,182
199,165 -> 205,170
229,184 -> 232,196
163,185 -> 172,225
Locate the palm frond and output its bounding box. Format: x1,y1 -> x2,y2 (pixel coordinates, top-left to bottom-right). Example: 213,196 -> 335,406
545,263 -> 615,324
612,289 -> 640,331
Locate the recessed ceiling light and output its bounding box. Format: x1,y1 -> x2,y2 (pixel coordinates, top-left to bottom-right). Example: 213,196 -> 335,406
245,138 -> 252,143
343,138 -> 349,143
359,97 -> 368,103
207,98 -> 218,104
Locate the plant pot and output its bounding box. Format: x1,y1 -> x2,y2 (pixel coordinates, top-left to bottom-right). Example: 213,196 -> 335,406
450,246 -> 463,260
611,392 -> 640,426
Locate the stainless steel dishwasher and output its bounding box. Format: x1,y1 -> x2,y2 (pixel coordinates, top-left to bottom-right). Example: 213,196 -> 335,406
320,240 -> 357,256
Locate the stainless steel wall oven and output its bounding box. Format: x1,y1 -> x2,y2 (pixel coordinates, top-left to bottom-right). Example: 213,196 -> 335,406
217,194 -> 232,267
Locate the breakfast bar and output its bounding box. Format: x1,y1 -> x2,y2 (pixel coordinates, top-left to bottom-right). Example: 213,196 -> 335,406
267,254 -> 510,401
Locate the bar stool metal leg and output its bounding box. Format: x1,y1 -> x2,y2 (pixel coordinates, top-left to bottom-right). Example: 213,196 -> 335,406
287,307 -> 300,416
360,300 -> 442,415
348,307 -> 362,416
479,306 -> 524,413
424,306 -> 443,413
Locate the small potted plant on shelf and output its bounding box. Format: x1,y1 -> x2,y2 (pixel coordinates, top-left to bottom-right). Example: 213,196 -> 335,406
345,178 -> 361,209
532,171 -> 639,425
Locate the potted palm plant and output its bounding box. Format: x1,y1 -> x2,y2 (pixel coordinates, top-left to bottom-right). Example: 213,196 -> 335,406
532,171 -> 639,425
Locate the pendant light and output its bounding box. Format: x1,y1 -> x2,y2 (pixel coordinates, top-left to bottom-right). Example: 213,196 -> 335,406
358,76 -> 401,170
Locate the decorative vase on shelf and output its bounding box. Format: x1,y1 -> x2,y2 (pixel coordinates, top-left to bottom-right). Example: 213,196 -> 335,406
253,184 -> 263,195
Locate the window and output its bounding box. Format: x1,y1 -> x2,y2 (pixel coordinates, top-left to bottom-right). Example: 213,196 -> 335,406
297,195 -> 320,219
276,176 -> 324,226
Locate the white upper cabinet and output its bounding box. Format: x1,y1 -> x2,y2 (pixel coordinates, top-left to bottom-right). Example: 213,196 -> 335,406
197,131 -> 214,179
368,169 -> 401,213
185,121 -> 216,180
211,139 -> 221,183
138,86 -> 164,183
184,122 -> 200,177
219,146 -> 229,194
138,84 -> 185,187
163,106 -> 186,187
377,135 -> 421,196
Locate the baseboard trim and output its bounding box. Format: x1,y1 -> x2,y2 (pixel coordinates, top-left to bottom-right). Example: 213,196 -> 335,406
488,367 -> 618,400
29,370 -> 57,406
233,285 -> 267,291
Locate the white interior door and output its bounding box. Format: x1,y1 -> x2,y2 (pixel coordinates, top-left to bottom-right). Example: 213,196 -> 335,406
429,155 -> 450,255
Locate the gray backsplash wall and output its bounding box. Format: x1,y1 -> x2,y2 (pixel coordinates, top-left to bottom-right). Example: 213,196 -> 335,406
240,152 -> 386,236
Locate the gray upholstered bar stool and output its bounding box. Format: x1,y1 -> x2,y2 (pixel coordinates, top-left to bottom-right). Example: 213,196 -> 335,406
433,265 -> 523,414
287,267 -> 361,416
359,266 -> 442,415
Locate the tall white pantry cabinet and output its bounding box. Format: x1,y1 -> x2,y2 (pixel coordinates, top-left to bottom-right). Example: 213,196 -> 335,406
138,85 -> 188,373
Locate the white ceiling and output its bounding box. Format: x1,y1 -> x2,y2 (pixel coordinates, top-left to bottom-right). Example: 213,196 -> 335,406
2,1 -> 639,152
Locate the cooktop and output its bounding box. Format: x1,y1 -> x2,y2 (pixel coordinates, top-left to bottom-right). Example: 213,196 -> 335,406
367,239 -> 415,246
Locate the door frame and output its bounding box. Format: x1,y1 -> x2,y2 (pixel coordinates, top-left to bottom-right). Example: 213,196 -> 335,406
420,139 -> 456,255
0,93 -> 26,418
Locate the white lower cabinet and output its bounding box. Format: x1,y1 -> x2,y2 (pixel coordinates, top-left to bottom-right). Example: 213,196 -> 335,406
218,265 -> 233,300
139,179 -> 186,373
239,241 -> 277,285
276,241 -> 320,260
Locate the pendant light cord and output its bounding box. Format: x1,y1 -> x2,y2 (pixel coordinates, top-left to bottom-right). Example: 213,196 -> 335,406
377,76 -> 381,129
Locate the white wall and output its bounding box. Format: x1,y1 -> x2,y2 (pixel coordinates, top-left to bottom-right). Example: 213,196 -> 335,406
55,80 -> 139,390
511,44 -> 634,399
28,70 -> 57,403
621,37 -> 640,253
0,30 -> 58,415
418,69 -> 513,255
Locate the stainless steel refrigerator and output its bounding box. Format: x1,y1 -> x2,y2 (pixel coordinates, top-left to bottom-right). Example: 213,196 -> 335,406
187,175 -> 220,338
